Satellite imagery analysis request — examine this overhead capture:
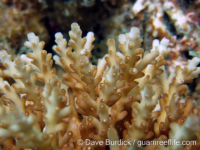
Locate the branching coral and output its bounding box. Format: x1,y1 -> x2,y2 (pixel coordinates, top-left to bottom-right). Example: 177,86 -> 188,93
131,0 -> 200,74
0,0 -> 48,54
0,23 -> 200,150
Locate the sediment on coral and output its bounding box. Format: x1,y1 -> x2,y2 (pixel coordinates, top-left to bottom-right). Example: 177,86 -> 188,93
0,23 -> 199,150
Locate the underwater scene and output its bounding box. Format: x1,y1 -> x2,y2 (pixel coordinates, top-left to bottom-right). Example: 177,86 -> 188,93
0,0 -> 200,149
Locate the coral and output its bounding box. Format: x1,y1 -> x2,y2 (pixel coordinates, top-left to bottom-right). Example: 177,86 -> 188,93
131,0 -> 200,74
45,0 -> 134,64
0,23 -> 200,150
0,0 -> 49,54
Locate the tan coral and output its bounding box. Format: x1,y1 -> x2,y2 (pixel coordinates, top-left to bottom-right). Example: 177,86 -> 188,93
0,23 -> 199,150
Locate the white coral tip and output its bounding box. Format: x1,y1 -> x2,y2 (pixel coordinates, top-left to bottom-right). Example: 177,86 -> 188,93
118,34 -> 126,44
160,37 -> 169,46
129,27 -> 140,38
27,32 -> 39,43
55,32 -> 63,39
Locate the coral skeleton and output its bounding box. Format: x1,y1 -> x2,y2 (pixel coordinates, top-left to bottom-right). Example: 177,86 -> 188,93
0,23 -> 200,150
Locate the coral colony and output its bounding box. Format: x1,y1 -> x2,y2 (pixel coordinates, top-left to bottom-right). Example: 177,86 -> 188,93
0,22 -> 200,150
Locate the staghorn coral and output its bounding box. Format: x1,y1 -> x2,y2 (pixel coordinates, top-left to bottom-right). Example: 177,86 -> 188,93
0,23 -> 199,150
